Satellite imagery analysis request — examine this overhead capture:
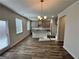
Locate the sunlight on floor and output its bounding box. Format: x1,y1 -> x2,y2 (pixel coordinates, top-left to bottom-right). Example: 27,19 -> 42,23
39,37 -> 56,41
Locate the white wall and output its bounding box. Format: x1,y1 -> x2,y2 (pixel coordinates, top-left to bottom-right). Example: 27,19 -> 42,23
51,19 -> 57,36
58,0 -> 79,59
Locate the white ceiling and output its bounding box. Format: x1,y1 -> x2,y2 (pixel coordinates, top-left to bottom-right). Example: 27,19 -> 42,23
0,0 -> 78,20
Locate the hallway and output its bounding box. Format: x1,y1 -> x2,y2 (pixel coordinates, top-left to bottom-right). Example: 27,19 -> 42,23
0,0 -> 79,59
0,36 -> 73,59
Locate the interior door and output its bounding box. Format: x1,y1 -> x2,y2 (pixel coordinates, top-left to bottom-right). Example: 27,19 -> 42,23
58,16 -> 66,41
0,20 -> 10,50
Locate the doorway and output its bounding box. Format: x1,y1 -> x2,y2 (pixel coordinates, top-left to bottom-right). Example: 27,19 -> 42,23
0,20 -> 10,50
58,15 -> 66,42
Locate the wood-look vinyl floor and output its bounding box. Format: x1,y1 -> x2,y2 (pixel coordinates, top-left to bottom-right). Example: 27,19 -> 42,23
0,36 -> 74,59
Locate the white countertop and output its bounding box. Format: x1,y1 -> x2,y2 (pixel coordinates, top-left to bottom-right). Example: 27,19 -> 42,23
32,27 -> 50,30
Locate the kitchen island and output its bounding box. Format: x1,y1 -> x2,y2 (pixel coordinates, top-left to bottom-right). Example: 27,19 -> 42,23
32,27 -> 50,38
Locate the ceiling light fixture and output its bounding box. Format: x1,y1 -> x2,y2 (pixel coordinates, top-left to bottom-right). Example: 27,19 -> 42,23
38,0 -> 47,20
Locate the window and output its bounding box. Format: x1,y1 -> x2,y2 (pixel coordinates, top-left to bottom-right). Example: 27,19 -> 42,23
27,21 -> 30,30
0,20 -> 9,50
16,18 -> 23,34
